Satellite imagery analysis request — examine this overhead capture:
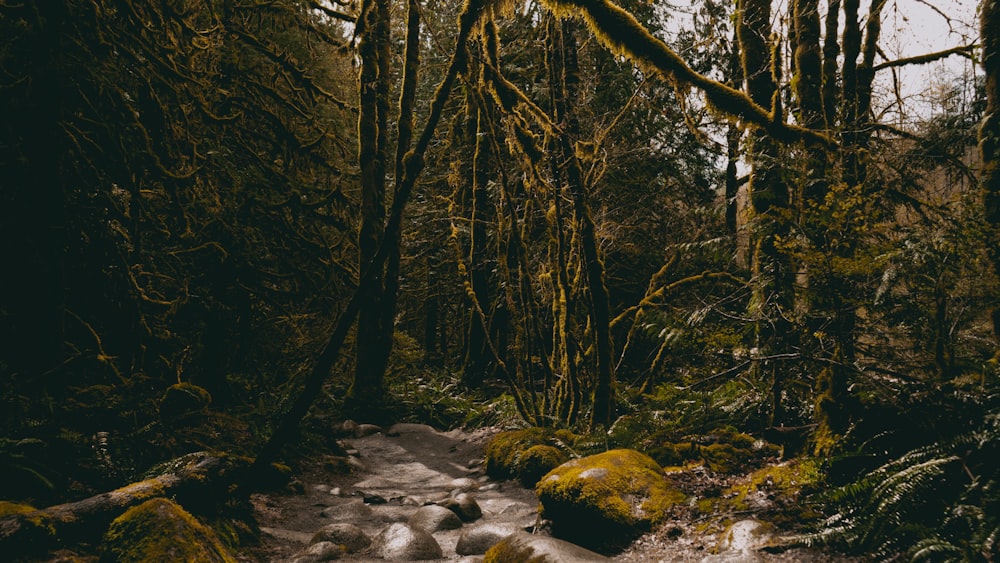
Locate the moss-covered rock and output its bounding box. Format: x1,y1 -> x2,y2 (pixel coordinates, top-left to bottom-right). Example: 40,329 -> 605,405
516,445 -> 568,487
484,427 -> 576,481
100,497 -> 237,563
483,532 -> 608,562
535,449 -> 686,551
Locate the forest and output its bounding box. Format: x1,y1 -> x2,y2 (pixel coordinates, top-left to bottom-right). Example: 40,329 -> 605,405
0,0 -> 998,561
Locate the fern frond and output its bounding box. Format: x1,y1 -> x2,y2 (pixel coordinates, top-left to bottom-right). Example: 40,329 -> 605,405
909,537 -> 963,562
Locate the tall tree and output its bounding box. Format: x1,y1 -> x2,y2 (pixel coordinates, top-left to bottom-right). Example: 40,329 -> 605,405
982,0 -> 1000,358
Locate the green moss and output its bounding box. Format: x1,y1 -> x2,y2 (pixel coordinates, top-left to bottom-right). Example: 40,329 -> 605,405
484,427 -> 576,480
535,449 -> 685,550
517,445 -> 568,487
100,498 -> 237,563
718,459 -> 823,524
483,538 -> 548,563
0,500 -> 36,516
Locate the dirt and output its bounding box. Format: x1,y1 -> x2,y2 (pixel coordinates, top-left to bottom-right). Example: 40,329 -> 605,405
236,424 -> 856,562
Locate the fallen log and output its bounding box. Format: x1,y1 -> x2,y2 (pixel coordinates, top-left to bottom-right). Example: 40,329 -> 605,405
0,451 -> 252,558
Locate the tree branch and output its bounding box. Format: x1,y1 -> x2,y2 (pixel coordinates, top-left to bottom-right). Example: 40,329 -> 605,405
873,43 -> 977,72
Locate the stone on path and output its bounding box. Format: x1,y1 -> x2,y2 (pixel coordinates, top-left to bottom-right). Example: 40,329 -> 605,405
319,499 -> 373,521
407,504 -> 463,533
288,541 -> 343,562
455,522 -> 521,555
483,532 -> 608,562
310,523 -> 370,553
439,492 -> 482,522
371,522 -> 443,560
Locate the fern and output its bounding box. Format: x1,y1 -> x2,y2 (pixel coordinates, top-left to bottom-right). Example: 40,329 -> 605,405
803,395 -> 1000,562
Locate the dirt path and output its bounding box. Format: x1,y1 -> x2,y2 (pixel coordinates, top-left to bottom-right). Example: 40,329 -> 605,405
238,424 -> 854,562
240,424 -> 538,562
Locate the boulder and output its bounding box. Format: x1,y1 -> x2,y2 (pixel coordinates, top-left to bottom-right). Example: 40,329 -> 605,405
319,500 -> 373,521
535,449 -> 685,551
455,522 -> 520,555
371,522 -> 443,561
484,427 -> 576,481
407,504 -> 462,533
516,445 -> 568,487
438,493 -> 482,522
483,532 -> 608,562
310,523 -> 370,553
289,541 -> 343,562
100,497 -> 236,562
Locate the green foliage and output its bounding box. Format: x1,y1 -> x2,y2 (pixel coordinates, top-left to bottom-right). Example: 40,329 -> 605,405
801,388 -> 1000,561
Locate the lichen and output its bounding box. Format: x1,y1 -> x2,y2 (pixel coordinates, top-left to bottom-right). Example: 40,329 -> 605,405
100,497 -> 237,563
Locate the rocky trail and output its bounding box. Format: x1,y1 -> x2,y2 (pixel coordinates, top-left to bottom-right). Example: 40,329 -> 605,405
238,424 -> 854,562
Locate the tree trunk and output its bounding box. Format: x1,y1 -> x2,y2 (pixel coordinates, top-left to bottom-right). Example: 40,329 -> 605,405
739,0 -> 795,429
981,0 -> 1000,355
351,0 -> 393,412
462,97 -> 494,388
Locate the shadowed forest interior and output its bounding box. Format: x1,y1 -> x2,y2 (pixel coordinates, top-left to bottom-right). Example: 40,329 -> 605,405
1,0 -> 1000,560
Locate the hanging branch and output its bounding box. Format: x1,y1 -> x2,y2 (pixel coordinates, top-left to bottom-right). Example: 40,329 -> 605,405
539,0 -> 833,147
872,43 -> 977,72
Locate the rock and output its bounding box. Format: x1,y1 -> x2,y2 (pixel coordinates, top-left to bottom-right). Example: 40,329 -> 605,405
371,522 -> 443,560
701,519 -> 772,562
100,497 -> 236,563
320,500 -> 373,521
535,449 -> 686,551
337,420 -> 359,437
311,523 -> 370,553
455,523 -> 521,555
329,487 -> 343,497
260,527 -> 313,544
516,445 -> 568,487
439,492 -> 482,522
407,504 -> 462,533
289,541 -> 343,562
447,477 -> 480,492
700,550 -> 764,563
312,484 -> 331,494
483,532 -> 608,562
717,519 -> 773,551
386,423 -> 437,436
354,423 -> 382,437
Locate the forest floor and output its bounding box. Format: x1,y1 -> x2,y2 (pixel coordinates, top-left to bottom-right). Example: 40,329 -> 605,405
237,424 -> 857,562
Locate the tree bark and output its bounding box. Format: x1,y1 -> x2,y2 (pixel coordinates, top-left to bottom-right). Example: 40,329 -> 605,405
981,0 -> 1000,354
739,0 -> 795,429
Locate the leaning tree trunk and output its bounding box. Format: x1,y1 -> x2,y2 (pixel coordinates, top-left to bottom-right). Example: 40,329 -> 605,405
0,453 -> 251,559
